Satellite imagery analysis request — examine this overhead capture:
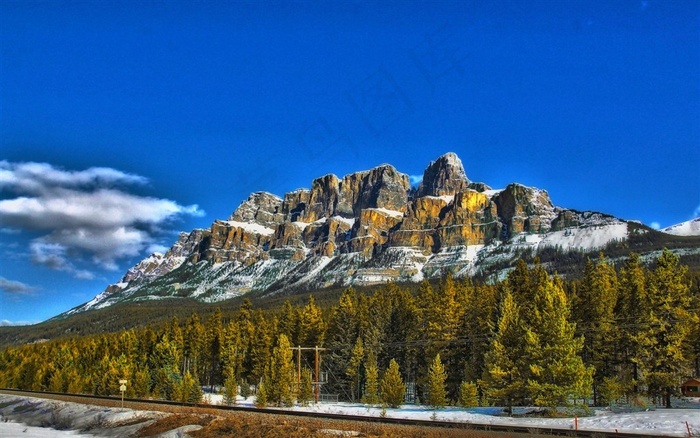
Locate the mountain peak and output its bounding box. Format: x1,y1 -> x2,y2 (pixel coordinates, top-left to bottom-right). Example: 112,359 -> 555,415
418,152 -> 470,197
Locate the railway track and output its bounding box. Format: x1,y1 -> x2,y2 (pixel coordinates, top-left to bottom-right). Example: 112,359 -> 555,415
0,388 -> 680,438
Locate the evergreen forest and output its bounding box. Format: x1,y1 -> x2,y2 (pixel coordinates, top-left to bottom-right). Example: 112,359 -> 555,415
1,250 -> 698,413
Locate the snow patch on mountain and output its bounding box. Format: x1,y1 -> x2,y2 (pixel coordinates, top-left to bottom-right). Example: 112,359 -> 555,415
223,220 -> 276,236
662,217 -> 700,236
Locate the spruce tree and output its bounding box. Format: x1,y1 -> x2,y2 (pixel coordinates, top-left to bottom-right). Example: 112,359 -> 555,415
480,292 -> 527,414
258,334 -> 297,407
426,354 -> 448,408
524,274 -> 592,411
346,338 -> 364,402
297,295 -> 326,347
575,255 -> 619,405
616,253 -> 647,398
325,289 -> 358,398
298,368 -> 314,406
362,357 -> 380,405
639,249 -> 698,408
380,359 -> 406,408
458,381 -> 479,407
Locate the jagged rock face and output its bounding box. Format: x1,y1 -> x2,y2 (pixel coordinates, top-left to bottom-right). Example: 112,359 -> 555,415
494,184 -> 556,238
337,165 -> 410,217
80,152 -> 637,314
349,208 -> 404,255
229,192 -> 285,226
122,230 -> 206,282
437,190 -> 500,247
203,220 -> 273,264
302,174 -> 340,222
389,196 -> 449,252
282,189 -> 311,222
418,152 -> 470,197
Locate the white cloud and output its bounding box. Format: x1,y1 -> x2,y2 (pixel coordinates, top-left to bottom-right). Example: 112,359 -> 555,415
409,174 -> 423,186
0,276 -> 37,296
650,221 -> 661,230
147,244 -> 169,255
0,319 -> 37,326
694,204 -> 700,219
0,161 -> 204,277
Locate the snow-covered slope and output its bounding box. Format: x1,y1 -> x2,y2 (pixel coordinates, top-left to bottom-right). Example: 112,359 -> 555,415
662,217 -> 700,236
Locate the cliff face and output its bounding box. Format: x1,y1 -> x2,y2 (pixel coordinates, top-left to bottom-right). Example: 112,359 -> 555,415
71,152 -> 632,313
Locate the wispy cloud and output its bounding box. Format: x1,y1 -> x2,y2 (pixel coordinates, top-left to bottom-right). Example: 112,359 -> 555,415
0,161 -> 204,277
0,319 -> 37,326
0,276 -> 37,297
650,221 -> 661,230
694,204 -> 700,219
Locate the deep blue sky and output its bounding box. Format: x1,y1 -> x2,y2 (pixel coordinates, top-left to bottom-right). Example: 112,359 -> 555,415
1,1 -> 698,324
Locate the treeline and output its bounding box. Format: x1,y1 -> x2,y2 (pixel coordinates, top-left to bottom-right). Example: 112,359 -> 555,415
0,250 -> 697,411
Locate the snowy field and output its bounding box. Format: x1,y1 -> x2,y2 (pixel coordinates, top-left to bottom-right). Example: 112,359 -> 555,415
1,393 -> 699,437
203,393 -> 700,437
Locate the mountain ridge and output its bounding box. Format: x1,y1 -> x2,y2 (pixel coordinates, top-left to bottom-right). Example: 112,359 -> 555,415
62,153 -> 696,316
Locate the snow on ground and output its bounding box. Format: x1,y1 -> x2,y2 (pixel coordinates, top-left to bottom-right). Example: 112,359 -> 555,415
2,393 -> 698,437
0,394 -> 166,438
202,393 -> 700,437
0,421 -> 90,438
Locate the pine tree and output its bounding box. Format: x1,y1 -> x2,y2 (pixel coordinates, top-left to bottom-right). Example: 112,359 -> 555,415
346,338 -> 364,402
639,249 -> 698,408
298,368 -> 314,406
258,334 -> 297,407
575,255 -> 619,405
205,308 -> 223,391
617,253 -> 647,398
179,371 -> 202,403
277,300 -> 299,345
362,357 -> 380,405
223,376 -> 237,405
248,311 -> 272,384
458,381 -> 479,408
297,295 -> 326,347
221,319 -> 245,387
459,283 -> 497,384
325,289 -> 358,398
480,292 -> 527,414
380,359 -> 406,408
525,274 -> 592,411
426,354 -> 448,408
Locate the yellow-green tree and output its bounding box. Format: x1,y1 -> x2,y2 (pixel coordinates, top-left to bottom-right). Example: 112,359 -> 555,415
380,359 -> 406,408
258,334 -> 296,407
426,354 -> 448,408
639,249 -> 698,408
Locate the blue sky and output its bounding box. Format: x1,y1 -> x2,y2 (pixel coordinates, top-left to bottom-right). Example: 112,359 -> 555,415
1,1 -> 698,325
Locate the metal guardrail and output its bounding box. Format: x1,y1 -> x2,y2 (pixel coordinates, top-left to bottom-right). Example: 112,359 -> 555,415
0,388 -> 683,438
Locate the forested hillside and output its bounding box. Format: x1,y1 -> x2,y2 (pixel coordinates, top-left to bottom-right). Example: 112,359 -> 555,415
1,250 -> 698,411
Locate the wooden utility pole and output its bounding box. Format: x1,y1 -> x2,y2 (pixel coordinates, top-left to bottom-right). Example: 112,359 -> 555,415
289,346 -> 327,403
315,345 -> 320,403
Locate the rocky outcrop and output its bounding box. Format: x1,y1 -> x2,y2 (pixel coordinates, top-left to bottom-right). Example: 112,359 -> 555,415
493,184 -> 556,238
229,192 -> 285,227
418,152 -> 470,197
79,152 -> 636,314
337,165 -> 410,217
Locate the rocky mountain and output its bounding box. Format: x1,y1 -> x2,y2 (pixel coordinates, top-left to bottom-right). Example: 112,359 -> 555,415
65,152 -> 671,315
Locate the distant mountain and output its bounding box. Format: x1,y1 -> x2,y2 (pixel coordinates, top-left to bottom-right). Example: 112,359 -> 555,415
662,217 -> 700,236
62,153 -> 699,316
